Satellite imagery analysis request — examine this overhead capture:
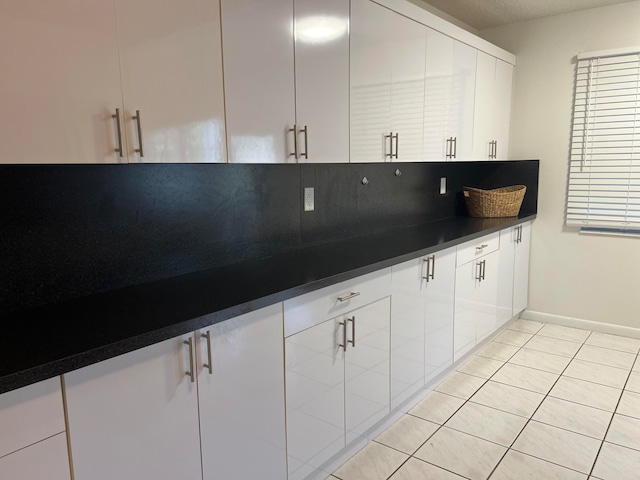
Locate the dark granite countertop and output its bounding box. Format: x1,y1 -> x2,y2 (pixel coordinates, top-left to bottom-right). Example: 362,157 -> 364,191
0,214 -> 535,394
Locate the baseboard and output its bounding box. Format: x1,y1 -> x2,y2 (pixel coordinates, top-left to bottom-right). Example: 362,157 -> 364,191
521,310 -> 640,340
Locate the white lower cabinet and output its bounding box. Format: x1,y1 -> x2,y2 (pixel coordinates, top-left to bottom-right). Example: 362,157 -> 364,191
454,247 -> 499,361
390,246 -> 455,409
0,433 -> 70,480
513,222 -> 532,316
285,297 -> 391,480
0,378 -> 69,480
198,304 -> 287,480
65,304 -> 286,480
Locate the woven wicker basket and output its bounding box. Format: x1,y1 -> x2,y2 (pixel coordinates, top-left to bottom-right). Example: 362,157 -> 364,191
463,185 -> 527,218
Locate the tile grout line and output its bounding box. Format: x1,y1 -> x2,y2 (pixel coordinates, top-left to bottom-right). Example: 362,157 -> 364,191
587,348 -> 640,478
484,329 -> 593,479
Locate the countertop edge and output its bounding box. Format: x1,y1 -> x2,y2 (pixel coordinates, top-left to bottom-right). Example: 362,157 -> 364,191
0,215 -> 536,394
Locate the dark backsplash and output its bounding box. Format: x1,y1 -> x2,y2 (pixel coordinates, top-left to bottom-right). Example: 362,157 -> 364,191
1,160 -> 538,313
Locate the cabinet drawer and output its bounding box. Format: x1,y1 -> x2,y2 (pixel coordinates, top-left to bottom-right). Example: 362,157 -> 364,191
456,232 -> 500,266
0,377 -> 66,459
284,268 -> 392,337
0,432 -> 70,480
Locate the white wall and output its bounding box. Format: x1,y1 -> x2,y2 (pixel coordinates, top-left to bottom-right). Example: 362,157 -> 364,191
480,2 -> 640,328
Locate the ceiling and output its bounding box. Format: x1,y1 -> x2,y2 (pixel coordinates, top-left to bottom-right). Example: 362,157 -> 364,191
418,0 -> 638,30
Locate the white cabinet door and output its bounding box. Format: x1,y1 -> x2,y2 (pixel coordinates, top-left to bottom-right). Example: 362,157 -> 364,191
475,250 -> 500,343
494,59 -> 513,161
423,29 -> 453,161
0,377 -> 65,460
451,41 -> 477,160
222,0 -> 296,163
345,297 -> 391,443
198,305 -> 287,480
423,33 -> 476,162
116,0 -> 227,163
350,0 -> 393,163
0,0 -> 124,164
294,0 -> 350,163
391,258 -> 427,409
454,250 -> 498,361
472,51 -> 495,160
285,318 -> 345,480
424,247 -> 456,382
498,226 -> 517,327
65,334 -> 202,480
0,433 -> 70,480
513,222 -> 532,316
389,15 -> 426,162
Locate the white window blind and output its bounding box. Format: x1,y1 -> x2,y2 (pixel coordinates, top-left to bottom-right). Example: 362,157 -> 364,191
567,47 -> 640,231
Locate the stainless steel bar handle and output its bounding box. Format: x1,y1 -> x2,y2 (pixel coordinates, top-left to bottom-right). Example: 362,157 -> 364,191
445,138 -> 453,159
338,291 -> 361,302
202,331 -> 213,375
452,137 -> 457,159
338,321 -> 347,351
289,125 -> 298,159
481,260 -> 486,281
132,110 -> 144,157
422,257 -> 431,282
112,109 -> 124,158
430,254 -> 435,280
184,337 -> 195,383
475,244 -> 489,251
347,317 -> 356,348
300,125 -> 309,159
494,140 -> 498,159
476,261 -> 483,282
385,132 -> 393,159
393,133 -> 399,159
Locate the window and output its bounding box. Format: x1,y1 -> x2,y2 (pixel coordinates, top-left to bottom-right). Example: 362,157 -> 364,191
566,47 -> 640,233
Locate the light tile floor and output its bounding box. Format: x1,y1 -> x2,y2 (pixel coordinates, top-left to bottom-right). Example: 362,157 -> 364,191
329,320 -> 640,480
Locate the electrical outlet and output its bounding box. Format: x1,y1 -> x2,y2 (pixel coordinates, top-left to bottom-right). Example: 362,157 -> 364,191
440,177 -> 447,195
304,187 -> 314,211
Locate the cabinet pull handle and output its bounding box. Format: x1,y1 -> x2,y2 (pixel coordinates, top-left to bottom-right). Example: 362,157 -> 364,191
393,133 -> 399,159
475,244 -> 489,251
476,261 -> 483,282
338,321 -> 347,351
289,125 -> 298,159
132,110 -> 144,157
452,137 -> 457,159
184,337 -> 195,383
519,225 -> 523,243
202,331 -> 213,375
481,260 -> 486,281
494,140 -> 498,159
112,108 -> 124,158
348,317 -> 356,348
422,257 -> 431,281
338,292 -> 360,302
300,125 -> 308,159
430,254 -> 435,280
385,132 -> 393,159
445,137 -> 453,159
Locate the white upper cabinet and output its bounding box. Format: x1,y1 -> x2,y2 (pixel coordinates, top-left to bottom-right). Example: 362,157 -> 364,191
472,52 -> 513,160
222,0 -> 296,163
116,0 -> 227,163
423,31 -> 476,161
65,334 -> 203,480
198,305 -> 287,480
294,0 -> 350,163
0,0 -> 124,164
351,0 -> 426,162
